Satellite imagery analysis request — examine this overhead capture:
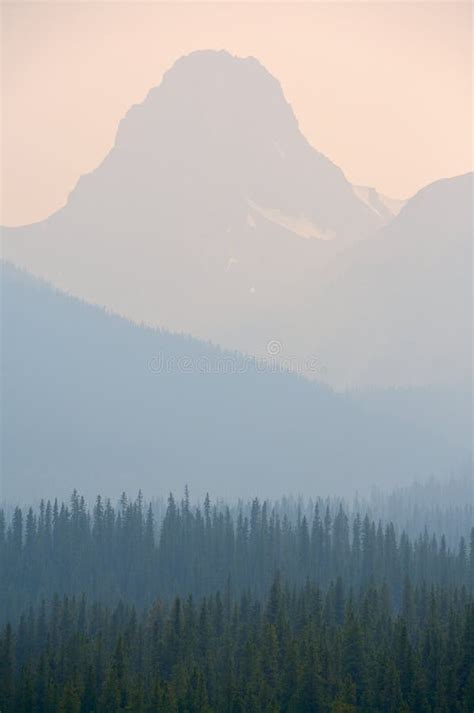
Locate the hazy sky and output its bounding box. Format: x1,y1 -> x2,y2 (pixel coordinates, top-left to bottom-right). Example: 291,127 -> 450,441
2,1 -> 472,226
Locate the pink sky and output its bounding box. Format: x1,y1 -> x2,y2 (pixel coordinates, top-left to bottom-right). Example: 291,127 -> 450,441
2,1 -> 472,226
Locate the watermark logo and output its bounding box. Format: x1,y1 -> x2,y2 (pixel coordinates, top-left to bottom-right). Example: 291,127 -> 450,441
266,339 -> 283,357
148,340 -> 327,377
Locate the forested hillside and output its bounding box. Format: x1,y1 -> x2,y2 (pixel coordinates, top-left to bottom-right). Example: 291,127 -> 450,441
0,490 -> 473,712
1,582 -> 473,713
2,490 -> 472,624
2,262 -> 469,502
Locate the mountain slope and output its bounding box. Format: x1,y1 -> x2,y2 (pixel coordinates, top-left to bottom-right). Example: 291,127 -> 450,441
1,263 -> 467,502
312,172 -> 473,387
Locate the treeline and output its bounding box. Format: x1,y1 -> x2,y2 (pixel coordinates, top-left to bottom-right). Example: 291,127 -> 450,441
147,472 -> 473,548
1,491 -> 473,625
1,579 -> 473,713
363,471 -> 473,546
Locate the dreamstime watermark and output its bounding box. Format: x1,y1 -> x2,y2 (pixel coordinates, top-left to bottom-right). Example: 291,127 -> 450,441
148,340 -> 327,377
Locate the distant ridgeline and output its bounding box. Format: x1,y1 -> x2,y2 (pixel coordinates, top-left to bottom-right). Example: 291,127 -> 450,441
0,490 -> 473,713
1,262 -> 470,502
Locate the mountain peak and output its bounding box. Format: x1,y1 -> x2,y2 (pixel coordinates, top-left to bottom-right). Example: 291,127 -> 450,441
3,51 -> 385,382
65,49 -> 379,245
159,50 -> 284,99
115,49 -> 299,158
163,49 -> 272,78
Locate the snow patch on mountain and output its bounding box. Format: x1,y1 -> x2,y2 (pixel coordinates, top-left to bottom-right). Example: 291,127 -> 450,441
247,199 -> 335,241
352,185 -> 406,223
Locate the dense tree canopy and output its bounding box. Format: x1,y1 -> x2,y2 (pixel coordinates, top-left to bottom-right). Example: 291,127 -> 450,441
1,491 -> 472,623
0,579 -> 473,712
1,490 -> 473,712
